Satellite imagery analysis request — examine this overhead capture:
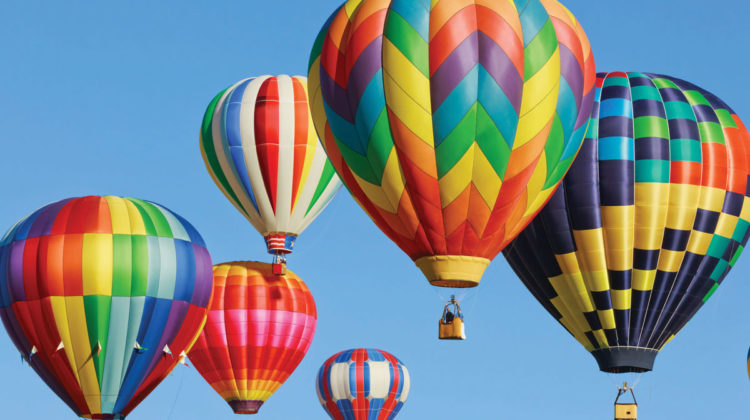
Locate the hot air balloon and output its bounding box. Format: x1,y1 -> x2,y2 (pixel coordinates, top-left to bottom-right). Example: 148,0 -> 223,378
200,75 -> 342,273
316,348 -> 410,419
189,261 -> 316,415
307,0 -> 596,326
0,196 -> 213,419
504,72 -> 750,376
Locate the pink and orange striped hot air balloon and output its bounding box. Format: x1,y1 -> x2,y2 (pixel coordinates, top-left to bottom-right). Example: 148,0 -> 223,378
308,0 -> 596,291
188,261 -> 316,415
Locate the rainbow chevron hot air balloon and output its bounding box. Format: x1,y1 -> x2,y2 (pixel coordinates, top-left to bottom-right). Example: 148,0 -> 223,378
0,196 -> 213,419
308,0 -> 596,288
200,75 -> 342,264
189,261 -> 317,415
504,72 -> 750,373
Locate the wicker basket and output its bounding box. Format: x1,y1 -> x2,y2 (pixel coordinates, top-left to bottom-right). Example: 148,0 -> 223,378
615,403 -> 637,419
438,317 -> 465,340
438,297 -> 466,340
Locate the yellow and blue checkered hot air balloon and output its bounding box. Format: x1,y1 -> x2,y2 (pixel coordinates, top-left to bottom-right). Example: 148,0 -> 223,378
504,72 -> 750,373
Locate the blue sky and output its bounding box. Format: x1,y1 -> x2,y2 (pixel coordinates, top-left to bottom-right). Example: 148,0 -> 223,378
1,1 -> 749,419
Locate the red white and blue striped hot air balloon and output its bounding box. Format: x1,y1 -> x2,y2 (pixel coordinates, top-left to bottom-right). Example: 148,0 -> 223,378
316,349 -> 410,420
200,75 -> 342,270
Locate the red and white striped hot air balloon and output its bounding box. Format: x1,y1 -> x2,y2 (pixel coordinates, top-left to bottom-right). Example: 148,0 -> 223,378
200,75 -> 342,270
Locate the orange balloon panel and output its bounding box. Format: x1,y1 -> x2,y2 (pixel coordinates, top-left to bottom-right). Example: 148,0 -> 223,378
188,262 -> 317,414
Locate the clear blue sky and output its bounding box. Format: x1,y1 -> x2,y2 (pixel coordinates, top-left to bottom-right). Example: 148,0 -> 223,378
1,1 -> 749,419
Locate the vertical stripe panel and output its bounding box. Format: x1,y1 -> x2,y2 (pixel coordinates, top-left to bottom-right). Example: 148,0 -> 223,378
275,75 -> 296,228
239,77 -> 278,231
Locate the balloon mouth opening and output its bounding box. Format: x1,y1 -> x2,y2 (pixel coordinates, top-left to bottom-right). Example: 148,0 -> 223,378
415,255 -> 489,288
229,400 -> 264,415
591,347 -> 657,373
430,279 -> 479,288
83,414 -> 124,420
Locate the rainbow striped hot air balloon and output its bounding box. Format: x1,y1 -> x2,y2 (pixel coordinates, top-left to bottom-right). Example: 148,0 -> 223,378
0,196 -> 213,419
189,261 -> 317,415
200,75 -> 342,266
505,72 -> 750,373
316,349 -> 410,420
308,0 -> 596,288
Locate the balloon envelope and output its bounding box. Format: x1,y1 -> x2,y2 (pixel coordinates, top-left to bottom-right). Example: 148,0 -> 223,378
316,348 -> 410,420
200,75 -> 342,256
189,261 -> 317,415
308,0 -> 596,287
504,72 -> 750,372
0,196 -> 213,418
